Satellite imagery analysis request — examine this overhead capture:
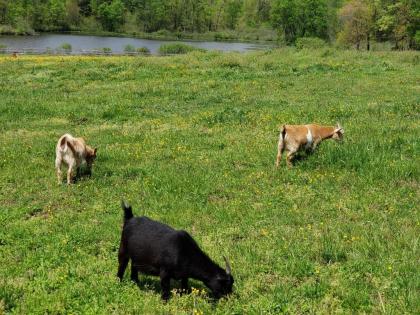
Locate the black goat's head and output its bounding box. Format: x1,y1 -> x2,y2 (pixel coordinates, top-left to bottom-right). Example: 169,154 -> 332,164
208,257 -> 234,299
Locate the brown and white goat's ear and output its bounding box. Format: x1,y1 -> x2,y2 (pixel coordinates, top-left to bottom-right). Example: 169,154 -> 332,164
335,123 -> 343,133
94,148 -> 98,155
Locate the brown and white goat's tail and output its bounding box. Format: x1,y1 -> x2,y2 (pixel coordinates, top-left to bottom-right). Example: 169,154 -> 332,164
121,200 -> 133,224
280,125 -> 287,140
60,135 -> 77,155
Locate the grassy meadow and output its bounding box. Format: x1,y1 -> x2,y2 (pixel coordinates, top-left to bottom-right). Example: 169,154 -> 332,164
0,49 -> 419,314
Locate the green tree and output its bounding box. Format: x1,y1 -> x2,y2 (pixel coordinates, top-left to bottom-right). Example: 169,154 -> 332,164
96,0 -> 125,31
377,0 -> 419,49
337,0 -> 373,50
225,0 -> 243,29
271,0 -> 330,44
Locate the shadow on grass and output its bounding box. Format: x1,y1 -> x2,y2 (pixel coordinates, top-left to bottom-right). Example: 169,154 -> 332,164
129,275 -> 209,299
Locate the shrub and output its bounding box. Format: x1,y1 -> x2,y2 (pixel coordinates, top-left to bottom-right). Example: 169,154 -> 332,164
124,44 -> 135,53
156,29 -> 171,37
159,43 -> 205,55
295,37 -> 327,50
0,25 -> 16,35
101,47 -> 112,54
59,43 -> 72,53
214,31 -> 237,41
136,47 -> 150,54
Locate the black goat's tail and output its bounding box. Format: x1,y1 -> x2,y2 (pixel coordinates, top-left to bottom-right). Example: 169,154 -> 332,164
121,200 -> 133,223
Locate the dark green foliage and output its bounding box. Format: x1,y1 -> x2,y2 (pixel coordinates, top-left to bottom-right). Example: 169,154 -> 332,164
96,0 -> 125,31
271,0 -> 330,44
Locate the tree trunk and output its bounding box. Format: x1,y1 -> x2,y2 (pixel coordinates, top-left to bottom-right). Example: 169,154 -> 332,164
367,33 -> 370,51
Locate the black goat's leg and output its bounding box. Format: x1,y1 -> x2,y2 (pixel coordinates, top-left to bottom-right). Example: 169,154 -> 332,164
117,241 -> 129,281
160,270 -> 171,301
181,278 -> 190,294
130,264 -> 139,283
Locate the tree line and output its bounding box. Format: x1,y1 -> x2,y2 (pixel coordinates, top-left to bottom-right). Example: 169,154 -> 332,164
0,0 -> 418,49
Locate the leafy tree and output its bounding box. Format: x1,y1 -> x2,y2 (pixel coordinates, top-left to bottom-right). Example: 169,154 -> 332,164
225,0 -> 243,29
337,0 -> 373,49
66,0 -> 81,26
271,0 -> 330,44
96,0 -> 125,31
377,0 -> 419,49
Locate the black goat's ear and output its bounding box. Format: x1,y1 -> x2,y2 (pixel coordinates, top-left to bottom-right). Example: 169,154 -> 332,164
121,199 -> 131,210
224,256 -> 231,275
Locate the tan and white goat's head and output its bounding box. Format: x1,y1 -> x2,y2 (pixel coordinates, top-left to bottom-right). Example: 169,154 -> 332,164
332,123 -> 344,141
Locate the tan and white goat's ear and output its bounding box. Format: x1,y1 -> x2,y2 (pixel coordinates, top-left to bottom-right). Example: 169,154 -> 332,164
335,123 -> 343,133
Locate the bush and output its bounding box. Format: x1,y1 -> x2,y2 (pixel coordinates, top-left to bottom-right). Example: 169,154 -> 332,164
136,47 -> 150,54
0,25 -> 16,35
59,43 -> 72,53
295,37 -> 327,50
101,47 -> 112,54
159,43 -> 205,55
124,44 -> 135,53
214,31 -> 237,41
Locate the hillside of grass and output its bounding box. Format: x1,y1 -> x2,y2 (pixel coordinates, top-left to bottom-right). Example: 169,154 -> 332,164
0,49 -> 419,314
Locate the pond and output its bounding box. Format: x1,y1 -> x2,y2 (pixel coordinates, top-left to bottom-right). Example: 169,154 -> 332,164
0,33 -> 273,55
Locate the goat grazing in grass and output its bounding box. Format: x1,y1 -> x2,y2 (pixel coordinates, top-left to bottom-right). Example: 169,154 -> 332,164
117,201 -> 234,301
276,123 -> 344,167
55,134 -> 97,184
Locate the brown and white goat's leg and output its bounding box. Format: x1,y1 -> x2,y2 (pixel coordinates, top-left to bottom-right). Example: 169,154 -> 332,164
55,158 -> 63,184
311,138 -> 322,152
67,164 -> 74,184
286,150 -> 296,167
276,138 -> 284,167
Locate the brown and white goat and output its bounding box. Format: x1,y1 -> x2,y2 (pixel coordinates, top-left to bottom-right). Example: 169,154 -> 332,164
55,134 -> 97,184
275,123 -> 344,167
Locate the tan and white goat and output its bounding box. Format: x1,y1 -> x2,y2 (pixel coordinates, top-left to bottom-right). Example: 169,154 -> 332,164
55,134 -> 97,184
275,123 -> 344,167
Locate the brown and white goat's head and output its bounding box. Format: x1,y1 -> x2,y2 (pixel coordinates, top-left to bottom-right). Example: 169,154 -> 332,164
331,123 -> 344,141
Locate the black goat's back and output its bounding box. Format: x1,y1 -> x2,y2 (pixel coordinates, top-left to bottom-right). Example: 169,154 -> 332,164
122,216 -> 198,277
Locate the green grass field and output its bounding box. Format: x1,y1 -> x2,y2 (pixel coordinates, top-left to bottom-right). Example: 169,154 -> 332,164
0,49 -> 419,314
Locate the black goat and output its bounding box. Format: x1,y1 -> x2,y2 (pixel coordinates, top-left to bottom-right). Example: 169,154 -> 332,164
117,201 -> 234,300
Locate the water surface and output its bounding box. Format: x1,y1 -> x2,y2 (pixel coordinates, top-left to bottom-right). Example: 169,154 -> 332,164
0,34 -> 272,54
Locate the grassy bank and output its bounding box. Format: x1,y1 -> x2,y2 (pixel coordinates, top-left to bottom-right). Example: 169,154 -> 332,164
0,49 -> 419,314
